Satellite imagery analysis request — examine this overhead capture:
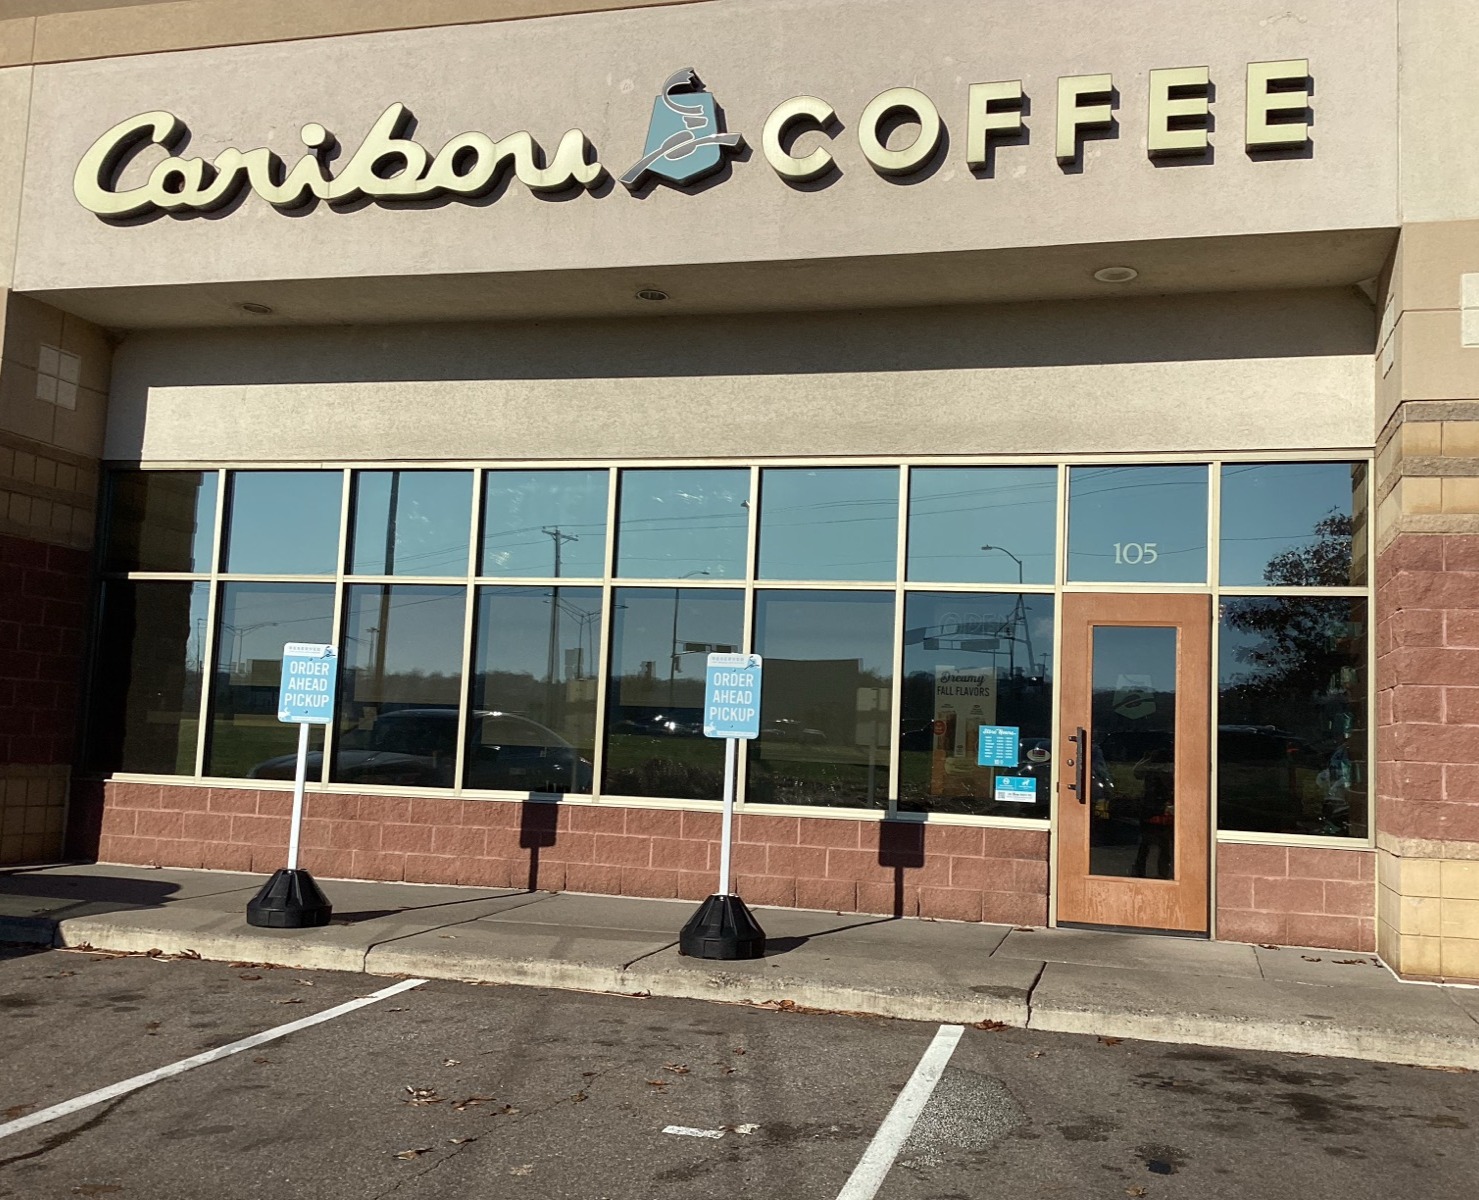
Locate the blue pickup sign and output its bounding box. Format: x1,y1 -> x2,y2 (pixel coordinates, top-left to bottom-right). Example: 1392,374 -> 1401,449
977,724 -> 1021,768
703,653 -> 763,739
277,643 -> 339,724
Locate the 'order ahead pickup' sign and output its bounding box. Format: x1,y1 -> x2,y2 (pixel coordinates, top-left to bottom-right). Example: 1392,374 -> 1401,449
277,643 -> 339,724
703,653 -> 762,739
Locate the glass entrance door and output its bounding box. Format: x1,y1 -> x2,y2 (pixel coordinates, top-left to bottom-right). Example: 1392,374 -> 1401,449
1056,593 -> 1211,933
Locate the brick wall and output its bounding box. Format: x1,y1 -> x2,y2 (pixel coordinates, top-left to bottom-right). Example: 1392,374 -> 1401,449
1215,842 -> 1376,950
0,532 -> 91,864
96,781 -> 1051,925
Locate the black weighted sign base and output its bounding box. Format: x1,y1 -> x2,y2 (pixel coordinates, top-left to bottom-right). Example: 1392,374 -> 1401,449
678,893 -> 766,960
246,868 -> 333,929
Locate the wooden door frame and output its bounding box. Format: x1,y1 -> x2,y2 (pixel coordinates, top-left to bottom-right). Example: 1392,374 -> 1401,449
1055,592 -> 1211,934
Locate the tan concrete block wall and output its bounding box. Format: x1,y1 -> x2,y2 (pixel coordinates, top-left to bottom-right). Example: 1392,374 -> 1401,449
0,763 -> 68,864
1377,842 -> 1479,981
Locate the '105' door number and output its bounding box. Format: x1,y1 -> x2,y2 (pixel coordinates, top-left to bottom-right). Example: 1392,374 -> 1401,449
1112,542 -> 1159,565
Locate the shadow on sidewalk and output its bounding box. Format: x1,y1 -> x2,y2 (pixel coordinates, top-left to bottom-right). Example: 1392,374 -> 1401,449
0,864 -> 184,923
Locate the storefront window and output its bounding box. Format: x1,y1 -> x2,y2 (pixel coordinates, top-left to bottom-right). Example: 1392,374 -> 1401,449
467,587 -> 600,794
603,587 -> 742,799
104,470 -> 217,573
1217,597 -> 1368,837
482,469 -> 608,578
616,468 -> 750,579
897,593 -> 1053,818
350,470 -> 472,577
1068,465 -> 1208,584
1219,462 -> 1366,587
757,467 -> 898,581
223,471 -> 343,575
748,590 -> 894,809
204,583 -> 334,778
907,467 -> 1057,584
333,585 -> 466,788
88,581 -> 208,775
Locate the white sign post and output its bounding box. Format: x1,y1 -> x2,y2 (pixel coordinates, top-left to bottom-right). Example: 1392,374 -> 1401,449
679,653 -> 766,960
245,642 -> 339,929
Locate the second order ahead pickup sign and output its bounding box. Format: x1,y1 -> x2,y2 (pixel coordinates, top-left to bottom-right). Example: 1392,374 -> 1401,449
703,653 -> 763,739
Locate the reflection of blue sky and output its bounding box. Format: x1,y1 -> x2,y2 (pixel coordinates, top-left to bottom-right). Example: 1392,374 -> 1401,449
902,593 -> 1054,680
475,586 -> 602,683
617,469 -> 749,579
758,468 -> 897,581
909,468 -> 1056,584
755,591 -> 894,676
352,471 -> 472,577
1069,465 -> 1208,584
342,585 -> 466,678
609,588 -> 744,681
225,472 -> 343,575
482,470 -> 608,578
1219,463 -> 1358,585
215,583 -> 335,675
188,474 -> 218,572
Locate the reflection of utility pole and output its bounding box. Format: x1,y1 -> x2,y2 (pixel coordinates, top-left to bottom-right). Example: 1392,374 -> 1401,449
669,571 -> 709,707
542,529 -> 579,721
375,475 -> 401,697
980,543 -> 1036,678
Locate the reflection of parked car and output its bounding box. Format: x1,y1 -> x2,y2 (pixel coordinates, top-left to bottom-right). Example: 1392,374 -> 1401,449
761,718 -> 827,744
249,709 -> 592,793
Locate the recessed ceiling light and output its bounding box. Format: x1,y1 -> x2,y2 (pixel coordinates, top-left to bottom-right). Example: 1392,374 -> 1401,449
1092,266 -> 1138,284
635,288 -> 669,302
240,302 -> 274,315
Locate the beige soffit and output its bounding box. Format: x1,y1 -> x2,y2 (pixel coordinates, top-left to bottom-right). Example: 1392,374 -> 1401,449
0,0 -> 709,67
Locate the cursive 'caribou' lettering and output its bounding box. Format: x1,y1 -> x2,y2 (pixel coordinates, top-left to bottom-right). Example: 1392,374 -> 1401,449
72,103 -> 606,219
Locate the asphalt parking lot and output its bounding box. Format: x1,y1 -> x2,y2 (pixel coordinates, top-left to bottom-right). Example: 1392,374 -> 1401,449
2,942 -> 1477,1200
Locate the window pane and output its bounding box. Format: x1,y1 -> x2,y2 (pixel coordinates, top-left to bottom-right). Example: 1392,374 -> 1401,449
205,583 -> 334,779
224,471 -> 342,575
1218,597 -> 1368,837
757,468 -> 898,581
1090,626 -> 1178,879
908,467 -> 1057,584
749,591 -> 893,809
87,581 -> 207,774
898,593 -> 1053,818
481,469 -> 608,578
104,471 -> 217,573
467,587 -> 599,794
333,585 -> 467,788
1067,465 -> 1208,583
1220,462 -> 1367,586
603,587 -> 743,800
350,471 -> 472,577
616,468 -> 749,579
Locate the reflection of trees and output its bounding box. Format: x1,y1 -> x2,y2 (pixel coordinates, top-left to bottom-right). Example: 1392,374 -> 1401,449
1223,512 -> 1357,701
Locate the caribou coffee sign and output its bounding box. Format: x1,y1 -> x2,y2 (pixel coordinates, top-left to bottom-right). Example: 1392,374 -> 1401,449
73,61 -> 1312,220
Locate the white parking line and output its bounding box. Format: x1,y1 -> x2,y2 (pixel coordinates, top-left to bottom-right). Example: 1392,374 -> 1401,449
0,976 -> 429,1142
835,1023 -> 965,1200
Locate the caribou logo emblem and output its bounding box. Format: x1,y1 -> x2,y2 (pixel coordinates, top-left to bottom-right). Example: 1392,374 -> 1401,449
619,68 -> 744,190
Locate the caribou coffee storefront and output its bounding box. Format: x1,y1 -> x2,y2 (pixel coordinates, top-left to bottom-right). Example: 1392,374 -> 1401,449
4,0 -> 1477,977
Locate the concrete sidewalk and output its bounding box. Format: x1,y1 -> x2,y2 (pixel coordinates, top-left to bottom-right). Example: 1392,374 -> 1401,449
4,862 -> 1478,1069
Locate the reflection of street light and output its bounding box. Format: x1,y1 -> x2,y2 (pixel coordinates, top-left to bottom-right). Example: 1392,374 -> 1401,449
979,544 -> 1035,677
670,571 -> 710,705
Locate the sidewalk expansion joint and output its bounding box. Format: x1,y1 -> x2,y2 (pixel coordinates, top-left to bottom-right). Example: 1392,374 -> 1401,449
1021,958 -> 1047,1029
621,941 -> 680,971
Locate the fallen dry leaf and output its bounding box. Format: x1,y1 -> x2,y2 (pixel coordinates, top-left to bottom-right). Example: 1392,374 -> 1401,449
1126,1188 -> 1148,1197
1098,1036 -> 1123,1047
294,978 -> 315,986
1334,958 -> 1367,966
570,1091 -> 588,1103
1013,926 -> 1035,932
252,1056 -> 271,1064
272,998 -> 304,1005
732,1048 -> 747,1056
447,1136 -> 478,1146
451,1096 -> 497,1111
645,1080 -> 668,1088
662,1064 -> 690,1075
237,973 -> 262,981
1258,943 -> 1279,950
733,1123 -> 759,1135
386,1006 -> 409,1012
972,1019 -> 1008,1031
1301,955 -> 1322,963
403,1086 -> 442,1106
442,1058 -> 461,1068
177,949 -> 201,960
145,948 -> 163,958
509,1165 -> 534,1176
392,1146 -> 432,1161
1028,1050 -> 1046,1059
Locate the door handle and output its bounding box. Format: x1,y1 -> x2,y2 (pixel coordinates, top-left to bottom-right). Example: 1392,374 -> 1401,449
1067,726 -> 1087,804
